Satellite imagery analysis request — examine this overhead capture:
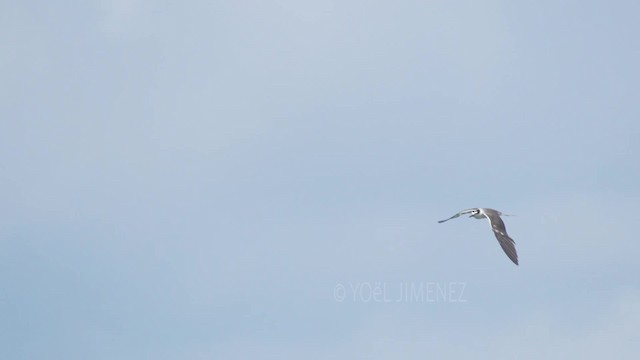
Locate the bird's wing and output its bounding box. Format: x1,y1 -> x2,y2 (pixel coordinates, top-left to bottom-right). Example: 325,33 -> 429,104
483,209 -> 519,265
438,209 -> 477,223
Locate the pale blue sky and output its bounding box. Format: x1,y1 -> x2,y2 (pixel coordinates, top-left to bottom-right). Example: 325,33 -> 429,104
1,1 -> 639,359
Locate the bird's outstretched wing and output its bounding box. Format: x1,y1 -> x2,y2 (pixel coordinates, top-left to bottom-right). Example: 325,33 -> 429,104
438,209 -> 477,223
483,209 -> 519,265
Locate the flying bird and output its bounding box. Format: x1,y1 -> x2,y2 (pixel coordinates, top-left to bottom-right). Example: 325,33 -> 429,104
438,208 -> 518,265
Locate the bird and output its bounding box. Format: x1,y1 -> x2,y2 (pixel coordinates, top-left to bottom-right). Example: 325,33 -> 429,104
438,208 -> 518,265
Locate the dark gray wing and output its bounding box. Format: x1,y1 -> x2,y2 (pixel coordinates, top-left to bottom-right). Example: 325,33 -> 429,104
484,209 -> 519,265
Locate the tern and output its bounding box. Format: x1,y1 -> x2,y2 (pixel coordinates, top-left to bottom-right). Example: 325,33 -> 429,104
438,208 -> 518,265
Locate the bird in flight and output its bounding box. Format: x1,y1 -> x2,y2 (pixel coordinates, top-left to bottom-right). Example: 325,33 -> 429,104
438,208 -> 518,265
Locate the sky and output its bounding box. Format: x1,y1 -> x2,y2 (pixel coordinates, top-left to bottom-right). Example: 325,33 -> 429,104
1,0 -> 639,359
